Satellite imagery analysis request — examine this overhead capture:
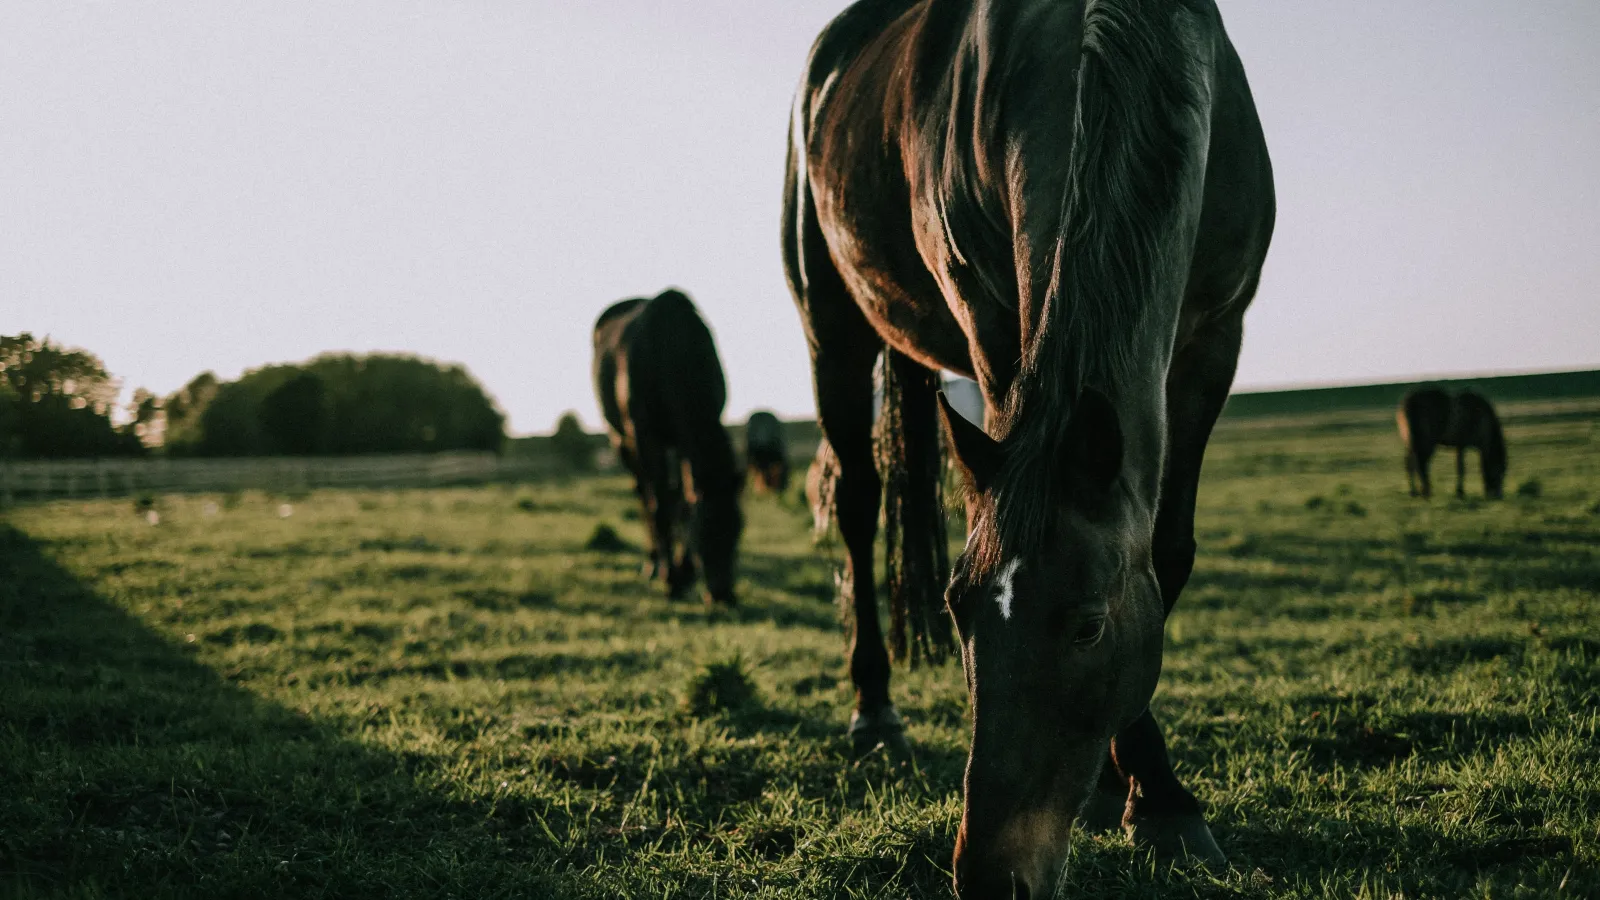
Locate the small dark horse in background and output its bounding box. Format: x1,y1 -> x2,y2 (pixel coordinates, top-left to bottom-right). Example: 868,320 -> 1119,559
1398,388 -> 1506,499
785,0 -> 1273,892
744,411 -> 791,494
593,289 -> 744,605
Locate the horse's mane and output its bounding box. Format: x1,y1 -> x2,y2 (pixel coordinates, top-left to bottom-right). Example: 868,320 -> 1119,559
971,0 -> 1212,574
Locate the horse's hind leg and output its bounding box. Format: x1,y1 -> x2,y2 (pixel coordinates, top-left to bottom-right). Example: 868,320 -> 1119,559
1093,315 -> 1239,865
817,337 -> 900,754
1404,448 -> 1418,497
785,160 -> 903,756
1455,446 -> 1466,497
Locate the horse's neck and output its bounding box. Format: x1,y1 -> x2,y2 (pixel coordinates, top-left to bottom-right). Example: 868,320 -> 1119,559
1115,382 -> 1169,511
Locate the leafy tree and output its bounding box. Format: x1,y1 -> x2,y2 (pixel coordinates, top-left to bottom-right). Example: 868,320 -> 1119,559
127,388 -> 165,450
167,353 -> 505,457
161,372 -> 220,453
260,372 -> 331,455
550,411 -> 597,471
0,333 -> 142,458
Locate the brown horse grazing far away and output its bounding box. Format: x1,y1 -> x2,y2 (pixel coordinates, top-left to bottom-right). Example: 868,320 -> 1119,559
593,289 -> 744,605
744,411 -> 791,494
784,0 -> 1274,893
1398,388 -> 1507,499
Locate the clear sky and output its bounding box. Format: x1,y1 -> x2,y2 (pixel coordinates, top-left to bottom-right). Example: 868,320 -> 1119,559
4,1 -> 1597,434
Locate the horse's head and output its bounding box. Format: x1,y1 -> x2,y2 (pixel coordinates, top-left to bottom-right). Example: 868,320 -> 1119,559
691,471 -> 745,605
764,459 -> 791,494
1484,446 -> 1507,500
940,390 -> 1165,898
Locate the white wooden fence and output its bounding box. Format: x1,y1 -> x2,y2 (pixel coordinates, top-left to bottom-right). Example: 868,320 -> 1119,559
0,452 -> 562,504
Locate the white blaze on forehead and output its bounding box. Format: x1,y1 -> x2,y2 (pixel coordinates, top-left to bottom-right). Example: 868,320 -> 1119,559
993,558 -> 1022,621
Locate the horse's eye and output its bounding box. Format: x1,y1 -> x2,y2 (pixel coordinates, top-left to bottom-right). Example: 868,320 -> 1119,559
1074,617 -> 1106,646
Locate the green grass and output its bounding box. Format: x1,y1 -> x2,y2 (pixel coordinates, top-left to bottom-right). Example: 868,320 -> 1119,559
3,402 -> 1598,898
1218,369 -> 1600,419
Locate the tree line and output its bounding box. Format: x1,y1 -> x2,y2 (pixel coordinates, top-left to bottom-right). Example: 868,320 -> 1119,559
1,333 -> 506,459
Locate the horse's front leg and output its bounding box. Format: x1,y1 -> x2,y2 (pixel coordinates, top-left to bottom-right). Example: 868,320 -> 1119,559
1089,315 -> 1240,866
1456,446 -> 1467,497
617,444 -> 662,581
815,339 -> 903,756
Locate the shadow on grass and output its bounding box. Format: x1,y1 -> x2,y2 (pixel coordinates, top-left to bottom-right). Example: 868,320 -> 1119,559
1217,810 -> 1579,897
0,523 -> 964,899
552,550 -> 845,632
0,524 -> 580,899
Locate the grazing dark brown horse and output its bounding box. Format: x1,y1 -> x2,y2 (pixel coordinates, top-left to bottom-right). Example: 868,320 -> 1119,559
784,0 -> 1274,893
1398,388 -> 1506,499
593,289 -> 744,605
744,411 -> 791,494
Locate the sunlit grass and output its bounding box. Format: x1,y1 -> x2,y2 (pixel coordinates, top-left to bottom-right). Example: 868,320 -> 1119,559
2,403 -> 1597,897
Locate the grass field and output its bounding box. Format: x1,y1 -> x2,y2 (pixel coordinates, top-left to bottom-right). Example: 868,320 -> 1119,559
3,401 -> 1598,898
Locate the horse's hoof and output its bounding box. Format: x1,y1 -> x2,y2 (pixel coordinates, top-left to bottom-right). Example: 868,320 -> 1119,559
848,705 -> 910,760
1127,813 -> 1228,868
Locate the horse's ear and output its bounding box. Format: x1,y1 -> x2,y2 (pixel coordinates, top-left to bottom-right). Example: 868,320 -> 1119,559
938,391 -> 1003,493
1065,387 -> 1122,491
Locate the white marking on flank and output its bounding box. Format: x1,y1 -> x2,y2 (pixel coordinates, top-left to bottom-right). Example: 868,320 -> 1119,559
993,559 -> 1022,621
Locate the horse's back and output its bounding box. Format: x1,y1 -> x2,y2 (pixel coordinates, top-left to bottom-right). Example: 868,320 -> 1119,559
746,411 -> 785,453
615,290 -> 729,441
1400,388 -> 1449,434
1453,391 -> 1501,445
793,0 -> 1271,383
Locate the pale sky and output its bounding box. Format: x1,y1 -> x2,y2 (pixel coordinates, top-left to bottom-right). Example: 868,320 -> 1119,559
4,1 -> 1597,434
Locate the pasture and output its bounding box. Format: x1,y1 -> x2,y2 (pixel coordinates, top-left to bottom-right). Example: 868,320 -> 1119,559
3,401 -> 1597,898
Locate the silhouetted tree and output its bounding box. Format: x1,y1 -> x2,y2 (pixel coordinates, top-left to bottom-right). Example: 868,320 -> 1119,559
127,388 -> 165,450
550,411 -> 596,471
165,353 -> 505,456
260,371 -> 331,455
0,333 -> 143,458
161,372 -> 220,453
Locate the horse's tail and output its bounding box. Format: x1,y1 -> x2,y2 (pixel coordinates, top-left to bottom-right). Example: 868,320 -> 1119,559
1395,404 -> 1413,451
992,0 -> 1217,556
875,349 -> 954,667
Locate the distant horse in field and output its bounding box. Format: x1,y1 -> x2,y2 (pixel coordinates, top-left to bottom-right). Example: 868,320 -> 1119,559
1398,388 -> 1506,499
744,411 -> 791,494
593,289 -> 744,605
784,0 -> 1274,892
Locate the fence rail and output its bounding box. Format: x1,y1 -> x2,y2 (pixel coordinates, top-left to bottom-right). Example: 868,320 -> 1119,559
0,452 -> 563,503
